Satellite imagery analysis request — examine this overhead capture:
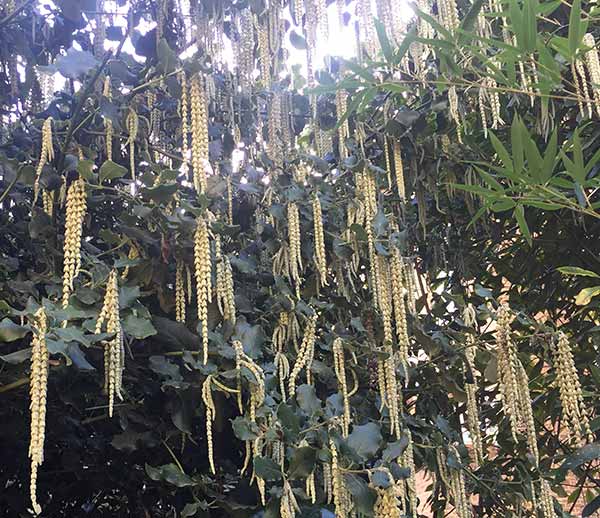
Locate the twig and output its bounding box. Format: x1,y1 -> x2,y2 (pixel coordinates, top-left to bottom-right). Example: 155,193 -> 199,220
0,377 -> 28,393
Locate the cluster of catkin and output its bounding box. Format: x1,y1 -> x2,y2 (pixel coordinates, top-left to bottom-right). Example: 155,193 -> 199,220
215,235 -> 236,326
495,305 -> 539,463
33,118 -> 54,204
29,307 -> 49,515
329,437 -> 354,518
462,305 -> 484,466
373,472 -> 403,518
552,332 -> 593,445
201,375 -> 217,474
194,216 -> 212,364
332,338 -> 351,437
287,202 -> 302,293
61,177 -> 87,308
437,447 -> 471,518
95,269 -> 123,418
573,34 -> 600,118
190,75 -> 209,193
312,194 -> 327,288
234,340 -> 267,503
288,313 -> 318,397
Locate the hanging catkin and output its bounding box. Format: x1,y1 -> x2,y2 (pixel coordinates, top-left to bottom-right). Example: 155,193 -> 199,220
330,437 -> 353,518
175,260 -> 186,323
390,248 -> 410,377
287,202 -> 302,293
179,71 -> 190,178
95,269 -> 123,418
392,140 -> 406,202
553,332 -> 593,445
399,429 -> 418,518
447,446 -> 471,518
462,305 -> 484,467
190,75 -> 209,193
215,235 -> 236,325
280,480 -> 300,518
288,313 -> 318,397
125,107 -> 138,182
583,33 -> 600,116
333,338 -> 351,437
33,118 -> 54,204
539,479 -> 556,518
29,307 -> 48,515
312,194 -> 327,287
202,375 -> 217,474
496,305 -> 539,462
194,216 -> 212,364
495,304 -> 521,442
61,177 -> 87,308
448,86 -> 463,144
103,77 -> 113,160
373,473 -> 403,518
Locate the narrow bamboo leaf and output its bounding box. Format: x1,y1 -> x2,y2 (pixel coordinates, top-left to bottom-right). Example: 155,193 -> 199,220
374,19 -> 393,63
514,205 -> 532,246
557,266 -> 600,278
541,129 -> 558,181
568,0 -> 583,57
511,116 -> 524,175
489,131 -> 512,170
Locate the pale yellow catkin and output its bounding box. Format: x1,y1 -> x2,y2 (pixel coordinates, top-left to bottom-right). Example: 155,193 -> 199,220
175,260 -> 186,323
312,194 -> 327,287
390,249 -> 410,377
95,269 -> 123,418
373,480 -> 402,518
126,107 -> 138,182
583,33 -> 600,116
553,332 -> 593,445
62,177 -> 87,308
333,338 -> 351,437
463,306 -> 484,467
179,71 -> 190,178
288,314 -> 318,397
287,202 -> 302,292
103,77 -> 113,160
202,375 -> 216,474
33,118 -> 54,204
190,75 -> 209,193
399,429 -> 418,518
215,235 -> 236,325
227,176 -> 233,225
280,480 -> 300,518
448,86 -> 463,144
194,216 -> 212,364
495,304 -> 521,442
29,307 -> 49,515
540,479 -> 556,518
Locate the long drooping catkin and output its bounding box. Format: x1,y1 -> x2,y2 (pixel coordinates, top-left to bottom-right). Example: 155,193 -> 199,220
202,375 -> 216,474
62,177 -> 87,308
95,269 -> 123,418
333,338 -> 351,437
287,202 -> 302,292
190,75 -> 209,193
29,307 -> 49,515
126,107 -> 138,182
103,77 -> 113,160
175,260 -> 186,323
194,216 -> 212,364
215,235 -> 236,325
312,194 -> 327,287
179,71 -> 189,178
288,314 -> 317,397
553,332 -> 593,445
33,118 -> 54,204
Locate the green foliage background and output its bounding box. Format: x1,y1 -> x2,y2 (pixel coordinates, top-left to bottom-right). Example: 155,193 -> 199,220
2,0 -> 600,516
